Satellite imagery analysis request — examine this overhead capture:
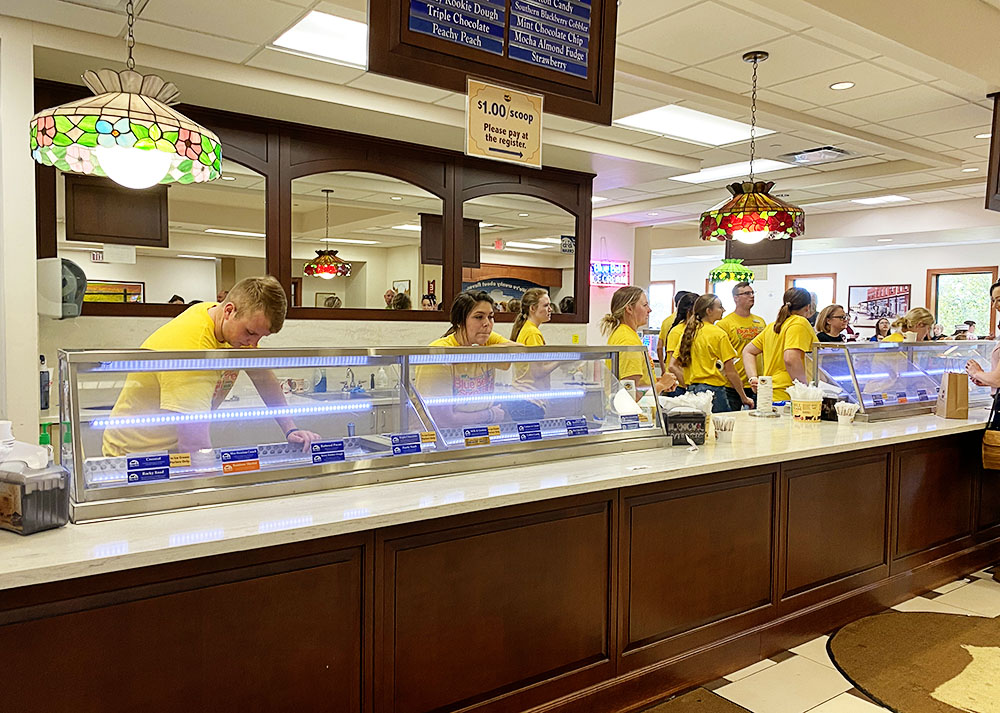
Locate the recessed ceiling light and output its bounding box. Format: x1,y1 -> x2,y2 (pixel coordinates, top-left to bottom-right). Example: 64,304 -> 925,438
389,196 -> 403,201
321,237 -> 379,245
531,237 -> 563,244
177,254 -> 217,260
591,196 -> 608,203
647,212 -> 659,216
518,213 -> 530,217
975,133 -> 991,139
961,167 -> 980,172
390,224 -> 422,231
272,11 -> 368,69
829,81 -> 855,90
877,239 -> 893,243
614,104 -> 775,146
505,241 -> 549,250
220,176 -> 237,181
852,195 -> 911,205
205,228 -> 266,237
671,159 -> 794,184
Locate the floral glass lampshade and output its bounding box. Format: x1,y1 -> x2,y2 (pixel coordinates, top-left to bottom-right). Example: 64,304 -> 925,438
304,250 -> 352,279
709,258 -> 755,284
701,181 -> 805,243
30,68 -> 222,189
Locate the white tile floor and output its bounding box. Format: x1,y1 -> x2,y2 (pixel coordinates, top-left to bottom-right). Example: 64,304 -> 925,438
707,568 -> 1000,713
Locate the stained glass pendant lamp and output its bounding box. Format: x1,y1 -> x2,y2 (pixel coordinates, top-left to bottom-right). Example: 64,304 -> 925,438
304,189 -> 353,279
700,51 -> 805,244
708,258 -> 755,284
29,1 -> 221,189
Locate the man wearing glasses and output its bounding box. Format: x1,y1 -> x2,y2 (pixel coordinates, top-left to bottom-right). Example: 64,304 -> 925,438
718,281 -> 766,411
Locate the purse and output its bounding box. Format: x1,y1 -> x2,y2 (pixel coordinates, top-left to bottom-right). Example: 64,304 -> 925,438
983,391 -> 1000,470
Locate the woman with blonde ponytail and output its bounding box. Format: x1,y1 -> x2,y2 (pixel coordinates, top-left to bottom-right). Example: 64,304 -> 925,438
671,294 -> 754,412
511,288 -> 551,345
603,286 -> 677,395
742,287 -> 815,402
883,307 -> 934,342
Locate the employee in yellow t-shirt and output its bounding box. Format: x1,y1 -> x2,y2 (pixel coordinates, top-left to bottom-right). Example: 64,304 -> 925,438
601,286 -> 677,396
743,287 -> 816,402
416,291 -> 515,427
510,288 -> 559,394
663,293 -> 698,393
102,276 -> 322,456
671,294 -> 755,412
657,290 -> 695,377
717,281 -> 766,409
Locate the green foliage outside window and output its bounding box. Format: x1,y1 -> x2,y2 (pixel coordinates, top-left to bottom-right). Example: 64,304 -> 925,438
935,273 -> 992,334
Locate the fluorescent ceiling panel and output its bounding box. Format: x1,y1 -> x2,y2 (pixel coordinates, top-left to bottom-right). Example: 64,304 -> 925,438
272,11 -> 368,68
851,195 -> 911,205
321,238 -> 379,244
391,224 -> 422,231
205,228 -> 266,237
531,238 -> 564,244
670,159 -> 794,184
505,241 -> 550,250
614,105 -> 775,146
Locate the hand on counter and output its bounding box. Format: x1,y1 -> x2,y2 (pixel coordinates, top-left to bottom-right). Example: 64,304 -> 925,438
286,428 -> 322,452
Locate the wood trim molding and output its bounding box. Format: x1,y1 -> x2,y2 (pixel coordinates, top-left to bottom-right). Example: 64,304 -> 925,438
926,266 -> 999,335
785,273 -> 838,301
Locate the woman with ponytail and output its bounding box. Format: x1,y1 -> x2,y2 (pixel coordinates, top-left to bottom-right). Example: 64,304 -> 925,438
662,292 -> 698,391
882,308 -> 934,342
510,288 -> 551,345
670,294 -> 754,412
602,286 -> 677,395
742,287 -> 815,402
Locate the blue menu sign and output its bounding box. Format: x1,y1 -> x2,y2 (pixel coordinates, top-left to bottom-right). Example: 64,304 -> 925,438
391,432 -> 423,455
408,0 -> 592,79
126,453 -> 170,483
517,422 -> 543,442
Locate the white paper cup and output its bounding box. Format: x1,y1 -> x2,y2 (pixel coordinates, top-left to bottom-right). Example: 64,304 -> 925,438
837,413 -> 855,425
716,430 -> 733,443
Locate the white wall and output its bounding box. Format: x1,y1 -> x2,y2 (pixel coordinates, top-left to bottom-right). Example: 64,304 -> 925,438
60,252 -> 218,303
588,221 -> 636,345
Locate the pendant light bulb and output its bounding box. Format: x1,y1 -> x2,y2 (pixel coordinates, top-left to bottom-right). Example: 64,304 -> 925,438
94,145 -> 172,189
733,229 -> 768,245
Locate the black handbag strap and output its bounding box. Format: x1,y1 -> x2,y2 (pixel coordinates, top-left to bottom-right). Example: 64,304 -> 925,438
988,390 -> 1000,431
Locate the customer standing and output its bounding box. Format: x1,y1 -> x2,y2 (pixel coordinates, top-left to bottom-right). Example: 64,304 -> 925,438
742,287 -> 815,402
657,290 -> 694,377
815,304 -> 848,343
672,295 -> 754,412
602,286 -> 677,396
966,280 -> 1000,392
718,281 -> 766,409
883,308 -> 934,342
869,318 -> 891,342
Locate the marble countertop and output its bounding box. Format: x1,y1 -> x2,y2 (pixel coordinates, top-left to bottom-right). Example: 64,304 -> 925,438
0,410 -> 989,591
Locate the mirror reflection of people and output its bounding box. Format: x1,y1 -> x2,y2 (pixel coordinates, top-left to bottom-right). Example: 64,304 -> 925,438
390,292 -> 411,310
511,288 -> 556,392
815,304 -> 848,343
168,294 -> 186,305
216,289 -> 229,303
102,276 -> 322,457
323,294 -> 343,309
559,296 -> 575,314
420,294 -> 437,311
601,285 -> 677,397
742,287 -> 815,402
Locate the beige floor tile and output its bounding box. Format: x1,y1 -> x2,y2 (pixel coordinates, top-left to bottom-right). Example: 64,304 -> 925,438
806,692 -> 886,713
934,579 -> 1000,617
970,569 -> 995,580
932,579 -> 970,595
891,596 -> 975,615
715,656 -> 852,713
789,635 -> 834,668
723,658 -> 777,682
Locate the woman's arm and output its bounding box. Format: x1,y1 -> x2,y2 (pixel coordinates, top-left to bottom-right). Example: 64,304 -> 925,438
722,359 -> 754,407
667,355 -> 686,388
656,338 -> 667,377
784,348 -> 808,385
742,343 -> 763,391
967,359 -> 1000,387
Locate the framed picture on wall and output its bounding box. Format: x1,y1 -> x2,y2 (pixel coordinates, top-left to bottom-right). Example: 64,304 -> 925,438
83,280 -> 144,303
392,279 -> 411,295
315,292 -> 343,308
847,284 -> 911,327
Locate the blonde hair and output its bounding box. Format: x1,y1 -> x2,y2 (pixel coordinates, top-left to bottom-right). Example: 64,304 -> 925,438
511,288 -> 548,341
815,304 -> 845,334
223,276 -> 288,333
892,307 -> 934,333
600,286 -> 645,337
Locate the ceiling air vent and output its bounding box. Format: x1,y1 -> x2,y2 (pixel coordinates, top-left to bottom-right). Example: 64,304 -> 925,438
778,146 -> 854,166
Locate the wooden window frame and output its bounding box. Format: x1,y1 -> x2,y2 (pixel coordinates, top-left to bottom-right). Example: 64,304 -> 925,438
785,273 -> 838,302
926,266 -> 999,336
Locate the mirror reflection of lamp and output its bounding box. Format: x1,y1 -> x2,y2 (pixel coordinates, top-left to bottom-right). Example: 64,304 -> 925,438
304,189 -> 353,279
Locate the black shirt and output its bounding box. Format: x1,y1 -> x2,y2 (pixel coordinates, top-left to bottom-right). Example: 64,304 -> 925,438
816,332 -> 846,343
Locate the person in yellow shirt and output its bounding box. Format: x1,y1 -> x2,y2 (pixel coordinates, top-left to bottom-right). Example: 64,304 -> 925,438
657,290 -> 695,377
601,285 -> 677,396
416,291 -> 515,427
102,276 -> 322,456
510,288 -> 559,394
663,292 -> 697,393
883,308 -> 934,342
742,287 -> 816,402
717,281 -> 766,409
672,294 -> 755,412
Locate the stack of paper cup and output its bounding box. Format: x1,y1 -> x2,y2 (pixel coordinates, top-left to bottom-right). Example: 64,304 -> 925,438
712,415 -> 736,442
835,401 -> 860,424
757,376 -> 775,413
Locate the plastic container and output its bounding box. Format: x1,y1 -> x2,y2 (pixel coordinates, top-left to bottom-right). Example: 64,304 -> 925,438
665,409 -> 706,446
0,459 -> 69,535
791,400 -> 823,422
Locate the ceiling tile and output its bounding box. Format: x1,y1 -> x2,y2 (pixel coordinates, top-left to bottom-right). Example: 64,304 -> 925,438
802,106 -> 868,128
881,103 -> 993,136
799,29 -> 880,60
632,136 -> 709,156
2,0 -> 125,36
618,1 -> 788,66
671,67 -> 750,95
576,124 -> 662,145
869,56 -> 939,84
903,137 -> 954,152
544,115 -> 595,133
860,172 -> 944,188
612,91 -> 671,121
142,0 -> 305,45
826,84 -> 965,123
346,73 -> 453,102
244,48 -> 367,84
769,62 -> 915,106
698,34 -> 856,88
809,156 -> 885,171
432,93 -> 467,111
615,45 -> 686,73
924,128 -> 992,150
133,21 -> 257,64
315,0 -> 367,22
714,0 -> 810,31
616,0 -> 702,34
856,123 -> 913,141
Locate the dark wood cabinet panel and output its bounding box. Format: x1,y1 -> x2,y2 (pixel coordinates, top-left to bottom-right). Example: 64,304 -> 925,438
621,475 -> 773,655
0,549 -> 366,713
979,469 -> 1000,532
377,499 -> 613,713
783,454 -> 889,597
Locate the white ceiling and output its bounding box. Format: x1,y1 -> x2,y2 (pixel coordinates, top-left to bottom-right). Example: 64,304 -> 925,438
7,0 -> 1000,241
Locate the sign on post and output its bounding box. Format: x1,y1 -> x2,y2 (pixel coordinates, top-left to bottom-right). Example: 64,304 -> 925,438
467,78 -> 543,168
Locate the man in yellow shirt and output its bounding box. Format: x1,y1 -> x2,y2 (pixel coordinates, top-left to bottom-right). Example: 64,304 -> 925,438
717,281 -> 766,409
102,276 -> 321,456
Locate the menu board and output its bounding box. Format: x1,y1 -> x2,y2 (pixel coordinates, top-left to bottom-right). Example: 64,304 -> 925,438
370,0 -> 616,123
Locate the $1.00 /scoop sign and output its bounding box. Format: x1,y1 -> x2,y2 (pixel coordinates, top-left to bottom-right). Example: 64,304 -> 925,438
466,78 -> 543,168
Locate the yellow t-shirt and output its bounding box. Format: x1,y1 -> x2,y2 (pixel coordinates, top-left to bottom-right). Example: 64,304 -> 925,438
883,333 -> 904,343
609,323 -> 651,387
680,322 -> 738,388
658,313 -> 676,345
102,303 -> 234,456
515,321 -> 545,347
514,321 -> 547,390
718,312 -> 767,387
416,332 -> 507,414
749,315 -> 815,401
666,323 -> 685,360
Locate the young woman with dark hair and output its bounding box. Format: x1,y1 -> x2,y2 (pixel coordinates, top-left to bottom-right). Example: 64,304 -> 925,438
742,287 -> 815,402
869,317 -> 891,342
662,292 -> 698,390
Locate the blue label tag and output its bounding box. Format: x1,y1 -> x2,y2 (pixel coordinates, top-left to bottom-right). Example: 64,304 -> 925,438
519,431 -> 542,442
392,443 -> 422,455
220,447 -> 259,462
311,440 -> 345,453
464,426 -> 490,438
565,418 -> 586,428
517,422 -> 541,433
568,427 -> 589,436
621,414 -> 640,431
127,467 -> 169,482
126,453 -> 169,471
391,433 -> 422,446
873,398 -> 884,406
312,451 -> 345,464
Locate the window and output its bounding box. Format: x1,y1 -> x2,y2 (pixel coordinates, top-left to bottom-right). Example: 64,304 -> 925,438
648,280 -> 675,330
786,273 -> 836,310
927,267 -> 999,337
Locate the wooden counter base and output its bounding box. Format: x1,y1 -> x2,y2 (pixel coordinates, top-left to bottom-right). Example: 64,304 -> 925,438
3,431 -> 999,713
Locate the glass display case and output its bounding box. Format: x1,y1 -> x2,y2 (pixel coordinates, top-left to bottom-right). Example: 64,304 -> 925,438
59,345 -> 663,521
812,340 -> 995,420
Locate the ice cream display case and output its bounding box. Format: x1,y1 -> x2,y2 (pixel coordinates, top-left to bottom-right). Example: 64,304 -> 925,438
811,340 -> 995,421
58,345 -> 663,521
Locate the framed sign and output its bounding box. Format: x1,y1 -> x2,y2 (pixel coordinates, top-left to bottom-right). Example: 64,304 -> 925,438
84,280 -> 145,303
847,284 -> 911,327
369,0 -> 618,124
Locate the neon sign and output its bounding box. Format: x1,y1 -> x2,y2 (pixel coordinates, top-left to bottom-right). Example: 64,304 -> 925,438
590,260 -> 631,286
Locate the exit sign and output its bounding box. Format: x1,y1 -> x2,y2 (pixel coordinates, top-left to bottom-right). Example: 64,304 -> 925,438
590,260 -> 631,286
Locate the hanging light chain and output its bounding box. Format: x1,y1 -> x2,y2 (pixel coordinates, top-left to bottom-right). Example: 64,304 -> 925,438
324,189 -> 331,240
749,56 -> 758,183
125,0 -> 136,70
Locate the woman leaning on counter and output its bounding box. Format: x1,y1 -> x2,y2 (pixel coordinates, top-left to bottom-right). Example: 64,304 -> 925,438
742,287 -> 815,402
602,286 -> 678,396
882,308 -> 934,342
